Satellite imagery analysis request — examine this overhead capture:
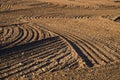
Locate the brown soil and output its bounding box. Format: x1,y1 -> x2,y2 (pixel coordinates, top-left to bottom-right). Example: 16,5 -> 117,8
0,0 -> 120,80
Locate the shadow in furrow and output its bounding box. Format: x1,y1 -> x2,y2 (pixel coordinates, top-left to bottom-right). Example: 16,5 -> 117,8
114,16 -> 120,22
63,37 -> 94,67
0,36 -> 59,56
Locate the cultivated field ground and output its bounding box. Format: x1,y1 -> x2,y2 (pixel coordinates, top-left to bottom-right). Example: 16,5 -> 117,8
0,0 -> 120,80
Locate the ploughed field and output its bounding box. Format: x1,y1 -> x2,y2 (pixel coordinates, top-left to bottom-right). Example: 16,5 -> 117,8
0,0 -> 120,80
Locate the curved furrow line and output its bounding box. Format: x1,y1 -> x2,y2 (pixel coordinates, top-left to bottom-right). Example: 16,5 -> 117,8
65,33 -> 112,63
4,27 -> 14,40
12,46 -> 71,78
63,34 -> 101,66
0,27 -> 23,50
0,41 -> 67,75
23,24 -> 53,40
61,32 -> 115,64
33,24 -> 56,38
91,38 -> 120,59
1,28 -> 9,38
55,32 -> 96,67
28,25 -> 41,41
74,32 -> 120,60
23,26 -> 34,43
30,24 -> 45,40
42,30 -> 51,39
19,25 -> 39,43
40,29 -> 46,39
12,26 -> 29,45
33,28 -> 47,40
80,38 -> 115,61
35,24 -> 113,64
0,26 -> 80,79
25,26 -> 38,42
8,27 -> 20,42
28,25 -> 41,40
3,27 -> 14,41
79,36 -> 119,61
0,37 -> 62,63
0,42 -> 69,79
62,32 -> 119,66
33,24 -> 55,39
0,26 -> 27,49
30,25 -> 52,41
34,24 -> 83,60
66,32 -> 119,64
44,20 -> 120,64
0,38 -> 63,69
38,28 -> 53,39
0,41 -> 66,74
0,28 -> 9,42
66,33 -> 113,61
26,24 -> 45,42
1,27 -> 20,47
0,27 -> 14,48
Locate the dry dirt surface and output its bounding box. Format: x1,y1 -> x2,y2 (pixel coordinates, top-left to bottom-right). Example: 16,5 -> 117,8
0,0 -> 120,80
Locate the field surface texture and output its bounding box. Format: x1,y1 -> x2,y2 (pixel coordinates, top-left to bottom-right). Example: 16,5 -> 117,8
0,0 -> 120,80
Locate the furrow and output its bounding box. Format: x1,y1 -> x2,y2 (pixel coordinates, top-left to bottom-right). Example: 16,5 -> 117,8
0,36 -> 61,59
11,26 -> 28,45
0,43 -> 68,79
76,32 -> 120,60
4,27 -> 14,41
0,27 -> 23,49
80,37 -> 119,61
61,34 -> 96,67
0,38 -> 63,66
0,40 -> 66,71
17,47 -> 70,77
0,28 -> 9,45
65,33 -> 111,63
28,25 -> 42,40
1,27 -> 20,47
27,26 -> 39,42
61,58 -> 78,69
1,28 -> 9,40
92,39 -> 120,59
